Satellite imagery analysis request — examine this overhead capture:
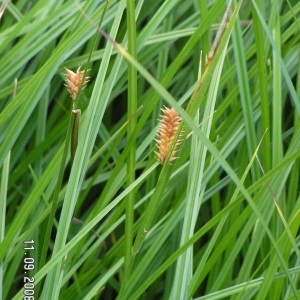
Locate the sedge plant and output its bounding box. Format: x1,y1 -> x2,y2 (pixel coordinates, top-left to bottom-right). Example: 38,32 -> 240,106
0,0 -> 299,300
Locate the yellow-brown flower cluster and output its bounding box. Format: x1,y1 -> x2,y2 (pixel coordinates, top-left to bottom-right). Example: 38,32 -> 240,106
155,107 -> 181,164
65,67 -> 89,101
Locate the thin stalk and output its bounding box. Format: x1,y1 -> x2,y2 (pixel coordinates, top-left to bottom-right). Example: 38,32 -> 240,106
123,0 -> 137,289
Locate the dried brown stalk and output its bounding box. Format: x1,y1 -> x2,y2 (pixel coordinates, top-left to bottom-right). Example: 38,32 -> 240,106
0,0 -> 9,20
206,0 -> 232,65
65,67 -> 89,101
155,106 -> 181,164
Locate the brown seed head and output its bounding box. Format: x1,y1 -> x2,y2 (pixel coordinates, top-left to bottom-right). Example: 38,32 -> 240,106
155,106 -> 181,164
65,67 -> 90,101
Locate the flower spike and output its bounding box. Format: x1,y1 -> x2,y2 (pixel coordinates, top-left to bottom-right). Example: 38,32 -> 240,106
65,66 -> 90,101
155,106 -> 181,164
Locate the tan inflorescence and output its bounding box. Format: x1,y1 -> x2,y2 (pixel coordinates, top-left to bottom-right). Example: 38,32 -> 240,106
65,67 -> 89,101
155,106 -> 181,164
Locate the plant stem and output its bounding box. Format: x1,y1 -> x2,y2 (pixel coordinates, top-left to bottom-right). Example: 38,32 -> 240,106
124,0 -> 137,290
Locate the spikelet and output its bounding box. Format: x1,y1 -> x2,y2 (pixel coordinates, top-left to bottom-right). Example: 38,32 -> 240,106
65,67 -> 89,101
155,106 -> 181,164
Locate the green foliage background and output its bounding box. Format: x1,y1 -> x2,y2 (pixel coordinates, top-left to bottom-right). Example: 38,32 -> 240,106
0,0 -> 299,299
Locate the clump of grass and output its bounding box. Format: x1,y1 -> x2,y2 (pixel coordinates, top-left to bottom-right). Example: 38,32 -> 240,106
1,1 -> 299,299
155,106 -> 181,164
